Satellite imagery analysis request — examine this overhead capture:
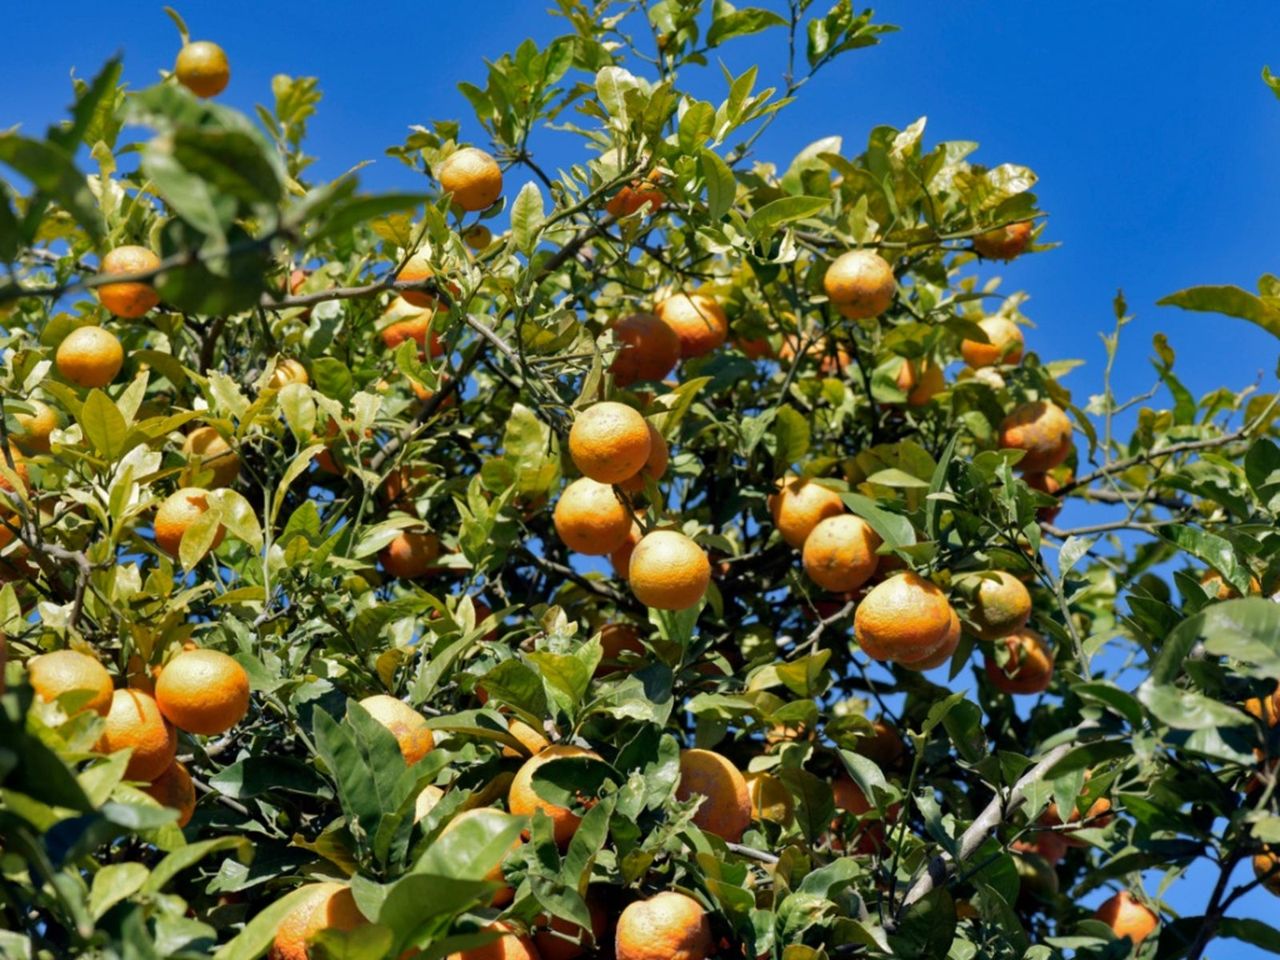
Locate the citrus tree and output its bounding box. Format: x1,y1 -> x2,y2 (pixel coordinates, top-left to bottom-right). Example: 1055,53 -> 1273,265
2,3 -> 1279,959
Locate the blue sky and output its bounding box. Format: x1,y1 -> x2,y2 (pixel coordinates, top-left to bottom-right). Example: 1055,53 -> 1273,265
5,0 -> 1279,949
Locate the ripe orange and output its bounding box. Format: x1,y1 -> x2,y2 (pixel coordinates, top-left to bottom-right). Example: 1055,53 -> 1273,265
29,649 -> 114,716
504,717 -> 550,758
174,41 -> 230,98
960,570 -> 1032,641
569,402 -> 652,484
1200,568 -> 1263,600
181,426 -> 239,488
154,487 -> 225,558
99,689 -> 178,781
618,422 -> 668,493
97,246 -> 161,318
269,883 -> 367,960
985,628 -> 1053,694
973,221 -> 1033,261
1254,848 -> 1280,896
1024,471 -> 1065,523
611,313 -> 681,387
895,358 -> 945,406
628,530 -> 711,610
508,744 -> 601,847
154,648 -> 250,735
998,400 -> 1074,473
380,530 -> 441,579
802,514 -> 881,592
440,807 -> 519,905
13,399 -> 58,454
854,572 -> 954,663
144,759 -> 197,827
1042,771 -> 1113,844
534,897 -> 609,960
854,719 -> 907,769
1244,681 -> 1280,727
899,606 -> 961,672
380,296 -> 445,356
394,254 -> 444,309
615,891 -> 712,960
745,772 -> 795,823
656,293 -> 728,359
605,171 -> 664,219
609,518 -> 643,580
596,622 -> 644,676
267,358 -> 309,389
823,250 -> 896,319
768,476 -> 845,548
359,694 -> 434,764
449,923 -> 539,960
1093,891 -> 1158,945
464,224 -> 493,250
439,147 -> 503,212
56,326 -> 124,388
961,317 -> 1024,368
553,478 -> 633,555
831,777 -> 886,855
676,748 -> 752,842
1013,832 -> 1068,866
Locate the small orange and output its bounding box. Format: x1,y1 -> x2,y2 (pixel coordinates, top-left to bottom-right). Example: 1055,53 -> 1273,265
960,570 -> 1032,641
802,514 -> 881,592
440,807 -> 520,905
508,743 -> 601,847
1041,770 -> 1113,844
174,41 -> 230,98
569,402 -> 652,484
1200,568 -> 1263,601
895,358 -> 945,406
154,487 -> 225,558
358,694 -> 434,764
144,759 -> 197,827
854,572 -> 954,663
596,622 -> 644,676
449,923 -> 539,960
464,224 -> 493,250
379,530 -> 441,579
609,518 -> 643,580
181,426 -> 239,488
268,883 -> 368,960
534,897 -> 610,960
1013,832 -> 1068,866
553,478 -> 633,555
394,254 -> 444,309
56,326 -> 124,388
985,628 -> 1053,694
618,422 -> 668,493
961,316 -> 1024,368
99,689 -> 178,781
899,606 -> 961,672
973,221 -> 1033,261
656,293 -> 728,359
615,891 -> 712,960
1093,891 -> 1158,946
379,295 -> 445,355
769,476 -> 845,549
1024,471 -> 1065,523
611,313 -> 681,387
438,147 -> 504,212
13,400 -> 58,454
628,530 -> 710,610
1244,681 -> 1280,727
0,446 -> 29,495
605,171 -> 664,219
97,246 -> 161,318
831,776 -> 888,855
1254,848 -> 1280,896
154,648 -> 250,735
854,719 -> 908,769
29,649 -> 114,717
999,400 -> 1074,473
676,748 -> 752,842
823,250 -> 896,319
267,358 -> 309,389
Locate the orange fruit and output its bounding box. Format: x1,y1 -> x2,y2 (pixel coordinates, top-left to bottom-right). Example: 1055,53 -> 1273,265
569,402 -> 652,484
29,649 -> 113,717
394,254 -> 444,309
960,570 -> 1032,641
414,784 -> 445,822
611,312 -> 681,387
676,748 -> 752,842
618,422 -> 668,493
553,478 -> 632,555
181,426 -> 239,488
615,891 -> 712,960
440,807 -> 520,906
1254,848 -> 1280,896
899,606 -> 961,672
961,317 -> 1024,368
13,400 -> 58,454
534,897 -> 609,960
154,648 -> 250,735
768,476 -> 845,548
1013,832 -> 1068,866
99,689 -> 177,781
438,147 -> 503,212
359,694 -> 434,764
823,250 -> 896,319
985,628 -> 1053,695
97,246 -> 161,318
745,772 -> 794,823
854,719 -> 907,769
802,514 -> 881,592
973,221 -> 1033,261
380,296 -> 445,356
464,224 -> 493,250
854,572 -> 954,663
628,530 -> 710,610
605,172 -> 664,219
269,883 -> 367,960
1244,681 -> 1280,727
0,446 -> 29,496
1041,771 -> 1113,845
1200,569 -> 1263,600
895,358 -> 945,406
154,487 -> 225,558
174,41 -> 230,98
1093,891 -> 1158,945
609,518 -> 643,580
1024,471 -> 1064,523
380,530 -> 441,579
656,293 -> 728,359
737,336 -> 773,360
508,743 -> 601,847
144,759 -> 197,827
449,923 -> 539,960
998,400 -> 1073,473
267,358 -> 309,389
831,777 -> 888,855
596,622 -> 644,676
504,717 -> 550,758
56,326 -> 124,388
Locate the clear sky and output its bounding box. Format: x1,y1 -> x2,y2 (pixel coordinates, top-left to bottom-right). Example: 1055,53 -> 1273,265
5,0 -> 1279,948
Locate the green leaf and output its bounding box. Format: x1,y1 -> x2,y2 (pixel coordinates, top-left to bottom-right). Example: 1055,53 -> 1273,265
212,883 -> 331,960
0,133 -> 104,242
888,888 -> 956,959
171,127 -> 284,206
1218,918 -> 1280,953
144,836 -> 252,895
772,406 -> 810,468
510,181 -> 545,255
746,195 -> 829,241
707,4 -> 788,46
840,492 -> 917,550
89,862 -> 149,920
1158,284 -> 1280,339
700,149 -> 736,221
1137,681 -> 1251,731
78,389 -> 128,460
1156,524 -> 1251,596
311,358 -> 356,403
